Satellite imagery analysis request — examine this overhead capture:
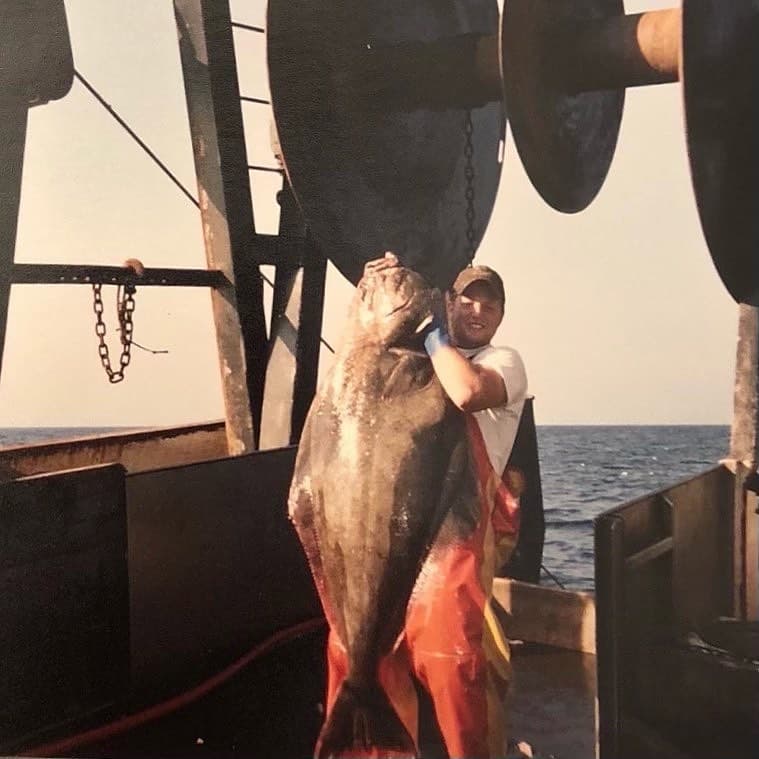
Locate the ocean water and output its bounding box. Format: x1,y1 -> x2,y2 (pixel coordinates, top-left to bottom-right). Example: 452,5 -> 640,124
0,425 -> 730,592
538,425 -> 730,591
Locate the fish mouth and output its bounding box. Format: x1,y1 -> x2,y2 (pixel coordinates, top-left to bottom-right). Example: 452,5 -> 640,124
387,312 -> 434,353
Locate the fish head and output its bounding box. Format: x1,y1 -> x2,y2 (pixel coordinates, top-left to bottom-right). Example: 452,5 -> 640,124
353,264 -> 440,348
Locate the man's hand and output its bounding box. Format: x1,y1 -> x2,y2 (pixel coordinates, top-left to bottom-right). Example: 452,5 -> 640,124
363,251 -> 400,278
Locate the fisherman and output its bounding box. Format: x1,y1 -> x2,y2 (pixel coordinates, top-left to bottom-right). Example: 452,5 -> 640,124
326,252 -> 528,758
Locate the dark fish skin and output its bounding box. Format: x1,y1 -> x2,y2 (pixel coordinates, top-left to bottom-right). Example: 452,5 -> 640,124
289,266 -> 477,758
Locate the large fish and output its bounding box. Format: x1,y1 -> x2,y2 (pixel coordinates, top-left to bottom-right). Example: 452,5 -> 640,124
289,261 -> 477,758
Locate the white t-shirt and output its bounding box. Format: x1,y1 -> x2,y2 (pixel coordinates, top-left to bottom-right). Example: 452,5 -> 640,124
458,345 -> 528,475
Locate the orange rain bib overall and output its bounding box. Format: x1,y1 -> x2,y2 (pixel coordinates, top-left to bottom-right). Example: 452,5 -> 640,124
325,416 -> 521,758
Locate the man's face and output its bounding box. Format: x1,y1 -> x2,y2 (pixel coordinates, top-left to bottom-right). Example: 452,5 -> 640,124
448,281 -> 504,349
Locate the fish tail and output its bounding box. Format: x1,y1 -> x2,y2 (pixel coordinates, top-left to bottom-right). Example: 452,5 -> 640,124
314,680 -> 417,759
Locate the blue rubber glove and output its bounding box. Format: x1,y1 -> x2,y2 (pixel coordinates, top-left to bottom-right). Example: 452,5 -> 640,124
421,316 -> 450,357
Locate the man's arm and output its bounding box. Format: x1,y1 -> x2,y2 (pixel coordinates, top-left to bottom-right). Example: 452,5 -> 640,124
426,342 -> 507,412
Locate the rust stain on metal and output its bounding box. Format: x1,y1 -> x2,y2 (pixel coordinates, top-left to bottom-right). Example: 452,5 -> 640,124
227,436 -> 246,456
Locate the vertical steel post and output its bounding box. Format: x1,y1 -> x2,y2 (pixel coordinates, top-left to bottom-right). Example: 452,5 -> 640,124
595,514 -> 625,759
174,0 -> 269,453
289,242 -> 327,442
728,304 -> 759,620
0,104 -> 28,384
259,185 -> 327,448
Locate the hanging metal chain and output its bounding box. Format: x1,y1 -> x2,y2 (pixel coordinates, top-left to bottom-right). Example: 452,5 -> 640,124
463,109 -> 477,262
92,283 -> 137,383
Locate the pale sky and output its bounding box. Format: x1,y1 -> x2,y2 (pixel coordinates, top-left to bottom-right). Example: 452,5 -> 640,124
0,0 -> 738,428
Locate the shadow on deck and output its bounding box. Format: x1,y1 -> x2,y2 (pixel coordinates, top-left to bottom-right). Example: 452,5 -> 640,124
47,628 -> 596,759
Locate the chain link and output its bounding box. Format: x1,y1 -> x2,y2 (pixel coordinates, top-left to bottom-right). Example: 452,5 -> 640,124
92,283 -> 137,383
463,109 -> 477,262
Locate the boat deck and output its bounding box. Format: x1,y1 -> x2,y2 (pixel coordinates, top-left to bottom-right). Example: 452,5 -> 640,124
509,643 -> 597,759
53,629 -> 596,759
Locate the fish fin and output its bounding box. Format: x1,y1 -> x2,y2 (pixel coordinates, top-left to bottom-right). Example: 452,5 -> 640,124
315,681 -> 417,759
380,352 -> 435,399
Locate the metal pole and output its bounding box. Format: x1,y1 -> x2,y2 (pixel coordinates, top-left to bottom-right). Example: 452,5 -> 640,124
173,0 -> 269,453
728,305 -> 759,620
341,8 -> 682,110
11,263 -> 227,288
0,103 -> 28,384
594,514 -> 626,759
558,9 -> 681,93
259,185 -> 327,448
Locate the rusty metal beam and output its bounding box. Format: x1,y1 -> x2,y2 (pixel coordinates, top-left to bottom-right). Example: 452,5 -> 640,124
0,104 -> 28,385
260,186 -> 327,448
731,306 -> 759,465
728,304 -> 759,619
174,0 -> 269,453
10,234 -> 310,286
11,263 -> 229,287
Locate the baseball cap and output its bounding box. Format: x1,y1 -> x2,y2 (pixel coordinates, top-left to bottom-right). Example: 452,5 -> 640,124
451,265 -> 505,305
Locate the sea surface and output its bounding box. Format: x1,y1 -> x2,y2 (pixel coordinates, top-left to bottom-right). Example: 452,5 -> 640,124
0,425 -> 729,592
537,425 -> 729,591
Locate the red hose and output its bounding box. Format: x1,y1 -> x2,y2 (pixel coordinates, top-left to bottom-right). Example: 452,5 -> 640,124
23,617 -> 326,757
